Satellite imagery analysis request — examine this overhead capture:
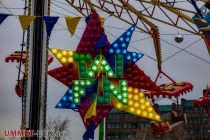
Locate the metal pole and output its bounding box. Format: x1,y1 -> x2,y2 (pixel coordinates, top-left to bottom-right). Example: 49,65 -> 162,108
28,0 -> 46,139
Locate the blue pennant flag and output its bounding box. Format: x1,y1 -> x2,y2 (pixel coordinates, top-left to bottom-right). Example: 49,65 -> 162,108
95,33 -> 108,49
0,13 -> 9,25
43,16 -> 59,37
83,123 -> 95,140
55,88 -> 78,109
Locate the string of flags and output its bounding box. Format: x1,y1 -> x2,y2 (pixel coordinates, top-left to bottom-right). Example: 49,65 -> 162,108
0,13 -> 104,37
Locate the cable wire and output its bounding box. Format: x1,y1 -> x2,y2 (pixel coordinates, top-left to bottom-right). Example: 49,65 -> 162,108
161,38 -> 210,64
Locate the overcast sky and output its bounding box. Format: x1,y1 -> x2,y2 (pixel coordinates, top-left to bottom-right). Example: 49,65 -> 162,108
0,0 -> 210,140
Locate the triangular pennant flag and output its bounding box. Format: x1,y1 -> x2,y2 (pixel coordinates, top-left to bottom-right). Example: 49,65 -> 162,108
83,123 -> 95,140
0,13 -> 9,24
43,16 -> 59,37
55,88 -> 78,109
19,16 -> 36,31
84,100 -> 97,123
65,16 -> 81,36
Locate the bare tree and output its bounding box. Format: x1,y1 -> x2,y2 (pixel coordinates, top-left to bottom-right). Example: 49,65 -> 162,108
46,116 -> 71,140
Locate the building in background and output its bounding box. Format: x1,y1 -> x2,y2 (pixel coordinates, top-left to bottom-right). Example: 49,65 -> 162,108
105,90 -> 210,140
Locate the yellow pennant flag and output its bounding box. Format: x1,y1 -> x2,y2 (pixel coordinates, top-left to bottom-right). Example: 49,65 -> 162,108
19,16 -> 36,31
65,16 -> 81,36
84,100 -> 97,123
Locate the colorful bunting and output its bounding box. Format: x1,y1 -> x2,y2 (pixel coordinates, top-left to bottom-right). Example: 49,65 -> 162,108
0,13 -> 9,24
19,16 -> 36,31
43,16 -> 59,37
83,123 -> 95,140
65,16 -> 81,36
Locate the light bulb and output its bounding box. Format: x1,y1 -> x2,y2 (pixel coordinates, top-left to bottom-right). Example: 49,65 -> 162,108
113,43 -> 118,48
110,85 -> 114,90
141,105 -> 145,110
123,92 -> 127,97
57,53 -> 62,58
128,87 -> 133,92
113,90 -> 118,95
108,71 -> 114,77
128,100 -> 133,105
102,60 -> 106,65
62,96 -> 67,101
62,51 -> 67,55
140,99 -> 145,104
134,88 -> 139,94
143,111 -> 147,117
149,113 -> 154,119
109,48 -> 114,54
61,57 -> 67,63
122,43 -> 126,48
130,107 -> 135,112
92,66 -> 97,70
68,51 -> 73,56
86,80 -> 91,86
68,58 -> 73,62
117,103 -> 122,109
69,96 -> 73,101
122,87 -> 127,92
52,49 -> 57,53
126,31 -> 131,36
155,115 -> 160,121
139,93 -> 144,97
122,98 -> 127,103
88,71 -> 94,77
134,102 -> 139,107
134,95 -> 139,100
95,60 -> 99,65
74,86 -> 79,91
74,92 -> 79,97
105,66 -> 109,70
128,94 -> 133,99
137,109 -> 141,114
117,95 -> 122,100
147,107 -> 152,112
